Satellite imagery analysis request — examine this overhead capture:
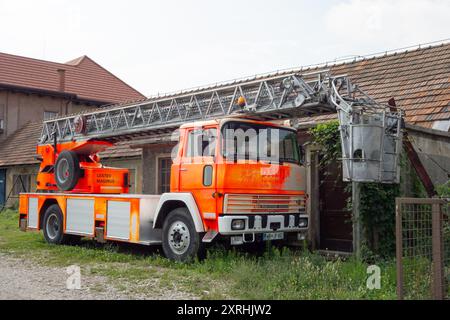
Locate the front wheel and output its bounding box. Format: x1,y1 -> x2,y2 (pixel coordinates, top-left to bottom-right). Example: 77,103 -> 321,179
162,208 -> 204,262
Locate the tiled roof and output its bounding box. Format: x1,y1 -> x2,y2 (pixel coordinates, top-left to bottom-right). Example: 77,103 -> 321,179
0,121 -> 141,167
98,142 -> 142,159
0,122 -> 42,166
295,43 -> 450,128
102,42 -> 449,128
0,52 -> 145,104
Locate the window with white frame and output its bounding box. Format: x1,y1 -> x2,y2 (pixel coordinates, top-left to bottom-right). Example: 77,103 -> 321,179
44,111 -> 59,120
128,168 -> 136,193
158,157 -> 172,194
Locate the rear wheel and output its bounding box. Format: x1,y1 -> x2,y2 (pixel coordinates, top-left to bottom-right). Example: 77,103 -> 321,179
162,208 -> 204,262
42,204 -> 78,245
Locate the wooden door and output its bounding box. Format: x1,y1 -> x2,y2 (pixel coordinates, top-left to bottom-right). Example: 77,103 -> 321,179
319,161 -> 353,252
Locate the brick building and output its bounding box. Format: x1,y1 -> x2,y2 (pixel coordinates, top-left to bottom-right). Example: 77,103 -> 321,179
0,52 -> 145,206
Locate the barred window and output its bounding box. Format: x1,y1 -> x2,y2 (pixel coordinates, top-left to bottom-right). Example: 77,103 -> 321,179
128,168 -> 136,193
158,158 -> 172,194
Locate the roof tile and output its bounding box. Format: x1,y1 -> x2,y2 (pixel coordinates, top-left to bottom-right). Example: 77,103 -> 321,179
0,122 -> 142,167
0,52 -> 145,104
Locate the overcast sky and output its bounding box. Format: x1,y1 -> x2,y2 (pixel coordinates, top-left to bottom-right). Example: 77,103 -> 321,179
0,0 -> 449,96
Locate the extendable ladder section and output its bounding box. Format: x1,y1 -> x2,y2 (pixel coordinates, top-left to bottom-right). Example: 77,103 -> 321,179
40,71 -> 336,144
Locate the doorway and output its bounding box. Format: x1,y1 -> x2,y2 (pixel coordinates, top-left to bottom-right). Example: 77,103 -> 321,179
0,169 -> 6,207
319,161 -> 353,252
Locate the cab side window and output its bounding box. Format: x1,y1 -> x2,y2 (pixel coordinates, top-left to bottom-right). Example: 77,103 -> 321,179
186,128 -> 216,157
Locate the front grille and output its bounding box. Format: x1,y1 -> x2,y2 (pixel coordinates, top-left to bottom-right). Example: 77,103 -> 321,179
223,194 -> 305,214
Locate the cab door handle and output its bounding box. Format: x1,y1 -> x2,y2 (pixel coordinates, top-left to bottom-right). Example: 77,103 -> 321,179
180,168 -> 188,172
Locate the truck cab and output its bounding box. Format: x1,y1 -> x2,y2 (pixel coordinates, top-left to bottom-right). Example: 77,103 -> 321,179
169,118 -> 307,248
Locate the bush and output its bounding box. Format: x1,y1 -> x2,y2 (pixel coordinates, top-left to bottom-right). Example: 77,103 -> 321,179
436,181 -> 450,198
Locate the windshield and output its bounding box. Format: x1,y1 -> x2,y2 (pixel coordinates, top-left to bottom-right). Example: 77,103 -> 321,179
221,121 -> 300,164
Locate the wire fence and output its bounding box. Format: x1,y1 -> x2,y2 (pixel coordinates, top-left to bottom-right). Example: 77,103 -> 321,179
396,197 -> 449,299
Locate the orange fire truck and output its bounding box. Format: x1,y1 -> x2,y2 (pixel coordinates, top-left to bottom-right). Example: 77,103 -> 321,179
18,71 -> 404,261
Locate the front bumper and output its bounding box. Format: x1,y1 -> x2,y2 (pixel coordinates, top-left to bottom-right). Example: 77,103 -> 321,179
218,214 -> 308,235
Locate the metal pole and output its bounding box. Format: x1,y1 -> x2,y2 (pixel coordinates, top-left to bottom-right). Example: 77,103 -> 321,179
395,198 -> 404,300
352,181 -> 361,258
431,203 -> 444,300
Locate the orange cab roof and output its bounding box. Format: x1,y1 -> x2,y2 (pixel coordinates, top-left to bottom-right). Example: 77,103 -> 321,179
179,116 -> 293,130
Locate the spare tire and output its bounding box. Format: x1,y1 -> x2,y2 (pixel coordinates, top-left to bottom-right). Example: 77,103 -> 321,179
55,150 -> 80,191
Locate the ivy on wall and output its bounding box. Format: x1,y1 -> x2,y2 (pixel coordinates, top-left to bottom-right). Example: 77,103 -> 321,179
359,183 -> 399,258
399,152 -> 428,198
436,181 -> 450,197
309,120 -> 341,169
309,120 -> 400,259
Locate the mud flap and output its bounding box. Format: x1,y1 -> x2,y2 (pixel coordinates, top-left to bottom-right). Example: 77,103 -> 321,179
202,230 -> 218,243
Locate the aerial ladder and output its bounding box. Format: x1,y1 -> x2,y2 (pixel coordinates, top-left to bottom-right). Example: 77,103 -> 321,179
19,70 -> 408,262
38,70 -> 404,189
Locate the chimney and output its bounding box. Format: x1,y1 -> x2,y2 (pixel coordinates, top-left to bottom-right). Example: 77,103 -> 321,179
57,68 -> 66,92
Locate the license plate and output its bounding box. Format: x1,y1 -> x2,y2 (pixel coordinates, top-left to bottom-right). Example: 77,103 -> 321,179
263,232 -> 284,241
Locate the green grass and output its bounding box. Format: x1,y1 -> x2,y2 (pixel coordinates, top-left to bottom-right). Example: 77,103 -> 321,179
0,209 -> 401,299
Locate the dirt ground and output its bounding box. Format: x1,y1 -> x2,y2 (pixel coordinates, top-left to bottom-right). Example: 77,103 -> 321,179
0,253 -> 196,300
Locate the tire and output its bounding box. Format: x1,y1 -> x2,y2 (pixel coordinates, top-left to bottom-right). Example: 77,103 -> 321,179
162,208 -> 204,262
42,204 -> 74,245
55,150 -> 80,191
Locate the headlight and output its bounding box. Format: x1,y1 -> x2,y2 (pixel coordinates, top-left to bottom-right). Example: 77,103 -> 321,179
298,218 -> 308,228
231,219 -> 245,230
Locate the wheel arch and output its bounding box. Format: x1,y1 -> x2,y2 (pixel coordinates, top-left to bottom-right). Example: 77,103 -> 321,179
39,198 -> 59,230
153,193 -> 205,232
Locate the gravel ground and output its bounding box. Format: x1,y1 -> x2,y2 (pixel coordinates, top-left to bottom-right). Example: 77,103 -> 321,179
0,253 -> 197,300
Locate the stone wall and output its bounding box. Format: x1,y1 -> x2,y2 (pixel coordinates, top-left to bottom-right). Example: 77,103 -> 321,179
141,146 -> 175,194
0,90 -> 94,140
406,125 -> 450,188
101,157 -> 143,193
3,164 -> 38,208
